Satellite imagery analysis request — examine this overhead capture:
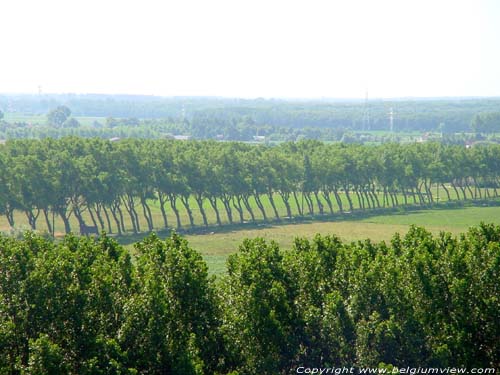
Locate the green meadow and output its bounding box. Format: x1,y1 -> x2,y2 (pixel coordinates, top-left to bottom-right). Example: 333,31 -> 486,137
165,205 -> 500,274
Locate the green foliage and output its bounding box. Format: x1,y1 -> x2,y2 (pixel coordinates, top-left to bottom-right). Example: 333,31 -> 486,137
2,138 -> 500,236
0,226 -> 499,373
25,334 -> 68,375
120,233 -> 222,374
47,106 -> 71,127
221,238 -> 299,374
0,232 -> 135,374
218,226 -> 500,372
471,112 -> 500,133
3,94 -> 500,140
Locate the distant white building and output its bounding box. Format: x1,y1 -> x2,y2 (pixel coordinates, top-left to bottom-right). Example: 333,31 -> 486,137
253,135 -> 266,142
173,135 -> 191,141
109,137 -> 121,142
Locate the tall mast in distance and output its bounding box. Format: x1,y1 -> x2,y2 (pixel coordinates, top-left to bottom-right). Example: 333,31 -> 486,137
389,107 -> 394,132
363,90 -> 370,131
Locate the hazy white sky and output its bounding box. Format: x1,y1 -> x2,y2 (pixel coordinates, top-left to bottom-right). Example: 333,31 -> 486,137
1,0 -> 499,98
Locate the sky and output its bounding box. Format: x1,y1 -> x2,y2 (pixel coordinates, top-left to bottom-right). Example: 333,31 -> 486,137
1,0 -> 499,98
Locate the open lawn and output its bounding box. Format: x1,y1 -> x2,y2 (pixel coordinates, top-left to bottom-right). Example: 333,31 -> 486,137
0,185 -> 482,237
181,205 -> 500,274
2,113 -> 106,126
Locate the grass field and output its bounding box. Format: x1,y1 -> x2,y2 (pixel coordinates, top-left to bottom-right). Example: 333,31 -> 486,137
3,113 -> 106,126
1,186 -> 499,274
0,187 -> 484,241
175,205 -> 500,274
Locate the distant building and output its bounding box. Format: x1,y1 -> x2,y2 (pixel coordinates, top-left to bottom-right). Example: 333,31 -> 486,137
252,135 -> 266,142
416,132 -> 430,143
109,137 -> 121,142
173,135 -> 191,141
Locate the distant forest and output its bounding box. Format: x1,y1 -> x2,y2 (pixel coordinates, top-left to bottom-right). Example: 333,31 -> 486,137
1,94 -> 500,142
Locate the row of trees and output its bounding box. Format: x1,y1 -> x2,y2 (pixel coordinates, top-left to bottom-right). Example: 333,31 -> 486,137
1,225 -> 498,373
2,139 -> 500,235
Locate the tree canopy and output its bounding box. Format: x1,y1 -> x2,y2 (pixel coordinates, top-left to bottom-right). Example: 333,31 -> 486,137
0,226 -> 498,373
1,138 -> 500,235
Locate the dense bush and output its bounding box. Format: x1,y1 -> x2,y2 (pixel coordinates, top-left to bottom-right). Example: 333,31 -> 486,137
0,225 -> 498,373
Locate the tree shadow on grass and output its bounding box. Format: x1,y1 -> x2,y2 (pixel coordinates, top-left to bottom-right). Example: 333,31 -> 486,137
112,198 -> 500,246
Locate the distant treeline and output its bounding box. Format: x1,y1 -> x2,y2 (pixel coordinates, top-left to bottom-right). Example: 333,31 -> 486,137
1,225 -> 498,373
2,138 -> 500,235
2,94 -> 500,135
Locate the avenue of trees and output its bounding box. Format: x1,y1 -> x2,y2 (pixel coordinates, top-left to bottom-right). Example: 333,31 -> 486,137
1,224 -> 499,373
2,138 -> 500,235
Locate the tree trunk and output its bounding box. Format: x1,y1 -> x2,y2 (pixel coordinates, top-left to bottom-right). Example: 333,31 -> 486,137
88,206 -> 100,230
158,192 -> 169,228
279,192 -> 292,218
370,185 -> 381,208
232,196 -> 245,223
140,196 -> 154,231
333,189 -> 344,212
424,180 -> 434,203
242,195 -> 256,222
313,191 -> 324,214
221,195 -> 234,224
354,189 -> 364,210
116,204 -> 126,232
415,184 -> 425,205
458,184 -> 467,200
58,210 -> 72,234
493,178 -> 499,197
322,190 -> 334,214
465,179 -> 474,199
72,205 -> 85,229
25,209 -> 39,230
292,191 -> 303,216
389,191 -> 396,207
441,184 -> 451,201
485,184 -> 491,198
102,205 -> 113,233
122,195 -> 138,233
195,194 -> 208,226
382,187 -> 389,208
409,188 -> 418,205
368,186 -> 377,208
168,194 -> 182,228
254,193 -> 268,221
94,204 -> 106,231
180,195 -> 195,227
5,205 -> 15,228
401,189 -> 408,206
451,181 -> 461,200
208,196 -> 222,226
363,189 -> 372,209
473,178 -> 482,199
267,191 -> 280,220
43,208 -> 52,236
392,191 -> 399,206
343,186 -> 354,212
109,205 -> 123,235
303,192 -> 314,215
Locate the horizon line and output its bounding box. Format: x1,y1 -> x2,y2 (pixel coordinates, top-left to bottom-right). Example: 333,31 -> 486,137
1,92 -> 500,102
